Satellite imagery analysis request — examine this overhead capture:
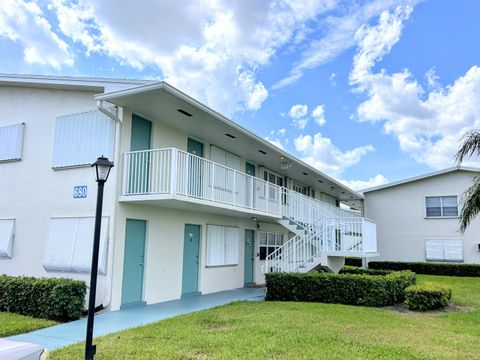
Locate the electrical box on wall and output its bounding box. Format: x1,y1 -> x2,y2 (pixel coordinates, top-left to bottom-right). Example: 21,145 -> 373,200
477,244 -> 480,252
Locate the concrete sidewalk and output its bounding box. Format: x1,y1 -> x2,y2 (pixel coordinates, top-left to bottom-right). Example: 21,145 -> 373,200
9,287 -> 265,351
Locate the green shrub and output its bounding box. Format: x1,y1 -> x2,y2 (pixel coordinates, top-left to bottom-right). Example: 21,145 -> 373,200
344,258 -> 363,267
0,275 -> 86,321
404,282 -> 452,311
265,270 -> 416,307
368,261 -> 480,277
340,266 -> 391,276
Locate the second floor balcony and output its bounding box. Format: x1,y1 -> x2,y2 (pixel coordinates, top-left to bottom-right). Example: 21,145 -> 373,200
122,147 -> 284,217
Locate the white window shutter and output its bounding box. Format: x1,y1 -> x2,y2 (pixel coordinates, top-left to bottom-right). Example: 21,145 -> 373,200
210,146 -> 226,165
425,240 -> 444,261
444,240 -> 463,261
226,152 -> 241,171
44,217 -> 109,274
224,226 -> 239,265
206,225 -> 225,266
0,124 -> 24,162
43,218 -> 77,271
71,217 -> 109,274
53,111 -> 115,168
0,219 -> 15,258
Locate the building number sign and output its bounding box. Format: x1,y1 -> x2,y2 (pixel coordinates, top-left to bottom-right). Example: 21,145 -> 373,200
73,186 -> 88,199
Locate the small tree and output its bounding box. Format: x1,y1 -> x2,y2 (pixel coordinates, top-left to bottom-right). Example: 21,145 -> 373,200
455,130 -> 480,232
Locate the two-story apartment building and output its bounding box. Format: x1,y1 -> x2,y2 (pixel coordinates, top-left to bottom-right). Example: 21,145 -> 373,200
364,167 -> 480,264
0,74 -> 377,311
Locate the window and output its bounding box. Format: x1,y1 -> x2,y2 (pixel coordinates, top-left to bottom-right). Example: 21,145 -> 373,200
210,145 -> 241,193
425,239 -> 463,262
426,196 -> 458,217
259,232 -> 284,260
206,225 -> 239,266
43,217 -> 109,274
263,169 -> 283,200
292,181 -> 307,195
53,110 -> 115,168
0,123 -> 24,162
0,219 -> 15,258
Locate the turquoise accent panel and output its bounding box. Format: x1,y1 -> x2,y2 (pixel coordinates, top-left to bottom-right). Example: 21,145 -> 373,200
122,219 -> 147,306
187,138 -> 203,157
244,230 -> 255,284
131,115 -> 151,151
245,162 -> 255,176
187,138 -> 204,197
182,224 -> 200,295
129,115 -> 152,193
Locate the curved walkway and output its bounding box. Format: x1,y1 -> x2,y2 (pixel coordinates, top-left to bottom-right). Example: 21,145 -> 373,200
9,287 -> 265,351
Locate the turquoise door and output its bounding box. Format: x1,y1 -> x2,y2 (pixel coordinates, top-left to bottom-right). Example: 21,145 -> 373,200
187,138 -> 204,197
122,219 -> 146,306
129,115 -> 152,193
245,162 -> 255,176
245,162 -> 255,207
244,230 -> 255,285
182,224 -> 200,295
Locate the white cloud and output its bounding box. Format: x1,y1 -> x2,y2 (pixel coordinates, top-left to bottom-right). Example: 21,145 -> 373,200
273,0 -> 421,90
49,0 -> 338,115
329,72 -> 337,86
265,128 -> 288,150
288,104 -> 309,118
0,0 -> 73,68
350,5 -> 412,87
294,133 -> 375,177
425,67 -> 440,89
312,105 -> 326,126
339,174 -> 389,191
350,5 -> 480,169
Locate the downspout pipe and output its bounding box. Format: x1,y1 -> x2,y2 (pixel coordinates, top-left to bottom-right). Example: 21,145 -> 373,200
96,100 -> 123,310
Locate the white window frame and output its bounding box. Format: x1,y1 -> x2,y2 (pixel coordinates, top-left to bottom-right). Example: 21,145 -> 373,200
263,169 -> 283,201
425,195 -> 459,218
259,231 -> 284,261
0,123 -> 24,163
206,224 -> 239,267
425,239 -> 463,262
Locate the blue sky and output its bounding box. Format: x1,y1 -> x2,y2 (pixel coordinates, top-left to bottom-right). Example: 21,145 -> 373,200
1,0 -> 479,190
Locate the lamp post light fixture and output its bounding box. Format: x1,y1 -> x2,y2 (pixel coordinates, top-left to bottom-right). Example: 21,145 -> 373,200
85,156 -> 114,360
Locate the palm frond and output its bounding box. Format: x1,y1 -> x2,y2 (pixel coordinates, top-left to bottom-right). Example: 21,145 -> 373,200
459,174 -> 480,232
455,130 -> 480,164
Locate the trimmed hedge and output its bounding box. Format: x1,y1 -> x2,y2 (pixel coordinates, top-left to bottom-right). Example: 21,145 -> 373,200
265,270 -> 416,307
0,275 -> 86,321
340,266 -> 391,276
344,258 -> 363,267
369,261 -> 480,277
404,282 -> 452,311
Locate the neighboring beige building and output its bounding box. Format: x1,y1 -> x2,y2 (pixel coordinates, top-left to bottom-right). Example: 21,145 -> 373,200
364,167 -> 480,264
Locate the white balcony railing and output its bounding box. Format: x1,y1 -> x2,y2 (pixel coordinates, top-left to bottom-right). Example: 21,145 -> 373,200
123,147 -> 377,269
123,148 -> 283,215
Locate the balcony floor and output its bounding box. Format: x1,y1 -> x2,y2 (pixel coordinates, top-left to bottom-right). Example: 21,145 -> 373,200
118,193 -> 283,222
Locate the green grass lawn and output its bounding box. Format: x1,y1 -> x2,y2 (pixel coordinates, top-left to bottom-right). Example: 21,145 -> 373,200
53,275 -> 480,360
0,312 -> 56,337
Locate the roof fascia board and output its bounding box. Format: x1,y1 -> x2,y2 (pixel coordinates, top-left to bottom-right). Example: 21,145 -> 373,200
363,166 -> 480,193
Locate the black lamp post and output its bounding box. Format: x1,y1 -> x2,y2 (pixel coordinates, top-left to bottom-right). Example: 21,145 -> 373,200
85,156 -> 114,360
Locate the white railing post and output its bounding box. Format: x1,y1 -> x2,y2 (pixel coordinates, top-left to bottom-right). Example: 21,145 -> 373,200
170,148 -> 177,195
123,152 -> 129,195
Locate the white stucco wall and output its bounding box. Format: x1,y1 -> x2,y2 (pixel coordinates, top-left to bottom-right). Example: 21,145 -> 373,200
0,86 -> 119,306
110,203 -> 288,310
364,170 -> 480,264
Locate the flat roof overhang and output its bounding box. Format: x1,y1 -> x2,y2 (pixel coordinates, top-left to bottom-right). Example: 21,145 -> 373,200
97,82 -> 364,203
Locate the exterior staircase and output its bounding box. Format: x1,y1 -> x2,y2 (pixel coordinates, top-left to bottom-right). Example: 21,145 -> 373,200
264,189 -> 377,274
